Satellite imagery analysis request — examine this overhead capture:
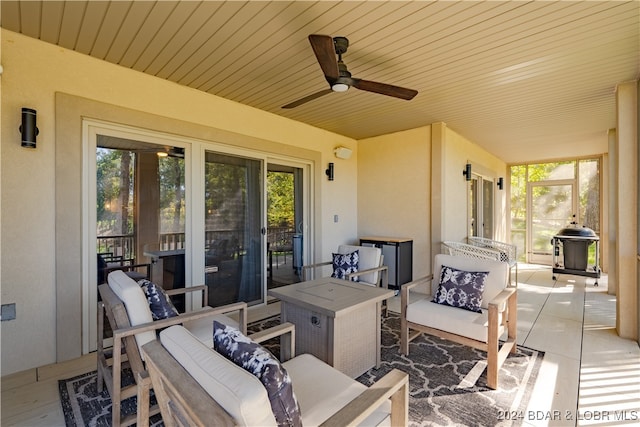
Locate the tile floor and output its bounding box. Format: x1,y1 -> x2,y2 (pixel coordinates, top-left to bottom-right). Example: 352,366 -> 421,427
2,264 -> 639,426
517,265 -> 640,427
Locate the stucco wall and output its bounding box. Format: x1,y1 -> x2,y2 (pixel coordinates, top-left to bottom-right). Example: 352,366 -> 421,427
357,123 -> 507,282
0,29 -> 357,374
357,127 -> 431,280
442,124 -> 508,242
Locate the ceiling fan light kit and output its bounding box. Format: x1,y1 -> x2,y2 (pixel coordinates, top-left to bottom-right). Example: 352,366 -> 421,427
282,34 -> 418,109
332,83 -> 349,92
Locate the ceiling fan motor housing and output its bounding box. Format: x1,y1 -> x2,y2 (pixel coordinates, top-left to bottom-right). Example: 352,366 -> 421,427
333,36 -> 349,54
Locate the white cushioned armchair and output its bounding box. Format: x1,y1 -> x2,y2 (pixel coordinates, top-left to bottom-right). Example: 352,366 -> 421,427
142,324 -> 409,426
400,254 -> 517,389
302,244 -> 388,288
98,270 -> 247,426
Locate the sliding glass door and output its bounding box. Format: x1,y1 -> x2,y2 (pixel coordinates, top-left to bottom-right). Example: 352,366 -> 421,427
204,151 -> 263,307
84,120 -> 312,354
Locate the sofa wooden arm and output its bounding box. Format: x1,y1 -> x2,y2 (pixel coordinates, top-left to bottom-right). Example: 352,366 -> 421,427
113,302 -> 249,340
400,275 -> 433,310
165,284 -> 209,308
320,369 -> 408,427
249,322 -> 296,361
487,287 -> 517,313
346,265 -> 389,288
301,261 -> 332,280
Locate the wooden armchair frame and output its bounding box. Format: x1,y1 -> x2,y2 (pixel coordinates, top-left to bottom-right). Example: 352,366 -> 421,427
97,283 -> 247,427
141,323 -> 408,427
400,275 -> 517,389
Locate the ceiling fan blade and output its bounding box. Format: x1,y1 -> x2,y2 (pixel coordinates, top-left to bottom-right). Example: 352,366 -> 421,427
308,34 -> 339,81
352,79 -> 418,100
282,88 -> 334,109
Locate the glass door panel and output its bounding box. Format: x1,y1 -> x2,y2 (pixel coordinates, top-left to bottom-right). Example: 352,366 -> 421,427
528,182 -> 575,264
468,176 -> 494,238
266,164 -> 303,288
204,151 -> 263,307
482,178 -> 494,238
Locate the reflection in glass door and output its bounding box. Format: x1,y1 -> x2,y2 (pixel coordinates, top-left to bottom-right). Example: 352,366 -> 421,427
204,152 -> 263,307
528,181 -> 575,265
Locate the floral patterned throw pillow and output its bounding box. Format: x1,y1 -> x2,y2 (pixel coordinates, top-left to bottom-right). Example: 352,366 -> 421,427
138,279 -> 179,320
213,321 -> 302,427
432,265 -> 488,313
331,250 -> 359,281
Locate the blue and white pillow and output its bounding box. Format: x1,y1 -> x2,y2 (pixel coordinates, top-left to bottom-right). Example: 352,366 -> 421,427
331,250 -> 359,281
138,279 -> 179,320
432,265 -> 488,313
213,321 -> 302,427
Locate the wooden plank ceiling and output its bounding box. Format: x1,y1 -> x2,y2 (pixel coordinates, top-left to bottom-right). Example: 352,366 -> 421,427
2,1 -> 638,163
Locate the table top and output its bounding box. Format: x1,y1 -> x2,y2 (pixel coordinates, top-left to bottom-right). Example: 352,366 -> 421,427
359,236 -> 412,243
268,277 -> 394,318
144,249 -> 185,258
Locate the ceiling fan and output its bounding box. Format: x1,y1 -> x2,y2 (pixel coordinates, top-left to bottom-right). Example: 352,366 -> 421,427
282,34 -> 418,109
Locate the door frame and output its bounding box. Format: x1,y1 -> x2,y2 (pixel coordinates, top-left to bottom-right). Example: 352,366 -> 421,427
266,157 -> 313,281
83,119 -> 193,353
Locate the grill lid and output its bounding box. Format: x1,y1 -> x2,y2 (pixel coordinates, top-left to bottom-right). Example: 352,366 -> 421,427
556,225 -> 597,237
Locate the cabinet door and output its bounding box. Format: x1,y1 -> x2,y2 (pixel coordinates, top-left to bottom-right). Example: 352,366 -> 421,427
381,244 -> 398,287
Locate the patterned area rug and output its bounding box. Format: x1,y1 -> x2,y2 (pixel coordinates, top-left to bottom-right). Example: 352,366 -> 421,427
59,313 -> 542,427
58,368 -> 163,427
251,312 -> 544,427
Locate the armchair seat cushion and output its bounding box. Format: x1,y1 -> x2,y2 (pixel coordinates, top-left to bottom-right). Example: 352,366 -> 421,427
283,354 -> 391,427
406,298 -> 504,343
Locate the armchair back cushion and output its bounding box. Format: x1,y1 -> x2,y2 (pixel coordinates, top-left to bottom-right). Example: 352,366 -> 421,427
337,244 -> 382,285
432,254 -> 508,310
161,325 -> 277,427
108,270 -> 156,352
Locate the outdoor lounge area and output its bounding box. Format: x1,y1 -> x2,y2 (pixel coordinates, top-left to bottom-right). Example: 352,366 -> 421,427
1,2 -> 639,427
3,264 -> 639,426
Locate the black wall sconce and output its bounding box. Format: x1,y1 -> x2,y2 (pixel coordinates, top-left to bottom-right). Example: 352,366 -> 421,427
325,162 -> 334,181
462,163 -> 472,181
497,177 -> 504,190
20,108 -> 39,148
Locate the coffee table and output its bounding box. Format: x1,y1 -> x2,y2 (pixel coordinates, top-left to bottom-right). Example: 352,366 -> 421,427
268,277 -> 394,378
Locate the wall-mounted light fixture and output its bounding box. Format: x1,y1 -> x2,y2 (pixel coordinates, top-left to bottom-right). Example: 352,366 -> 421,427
334,146 -> 352,159
20,108 -> 39,148
325,162 -> 334,181
462,163 -> 472,181
497,177 -> 504,190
